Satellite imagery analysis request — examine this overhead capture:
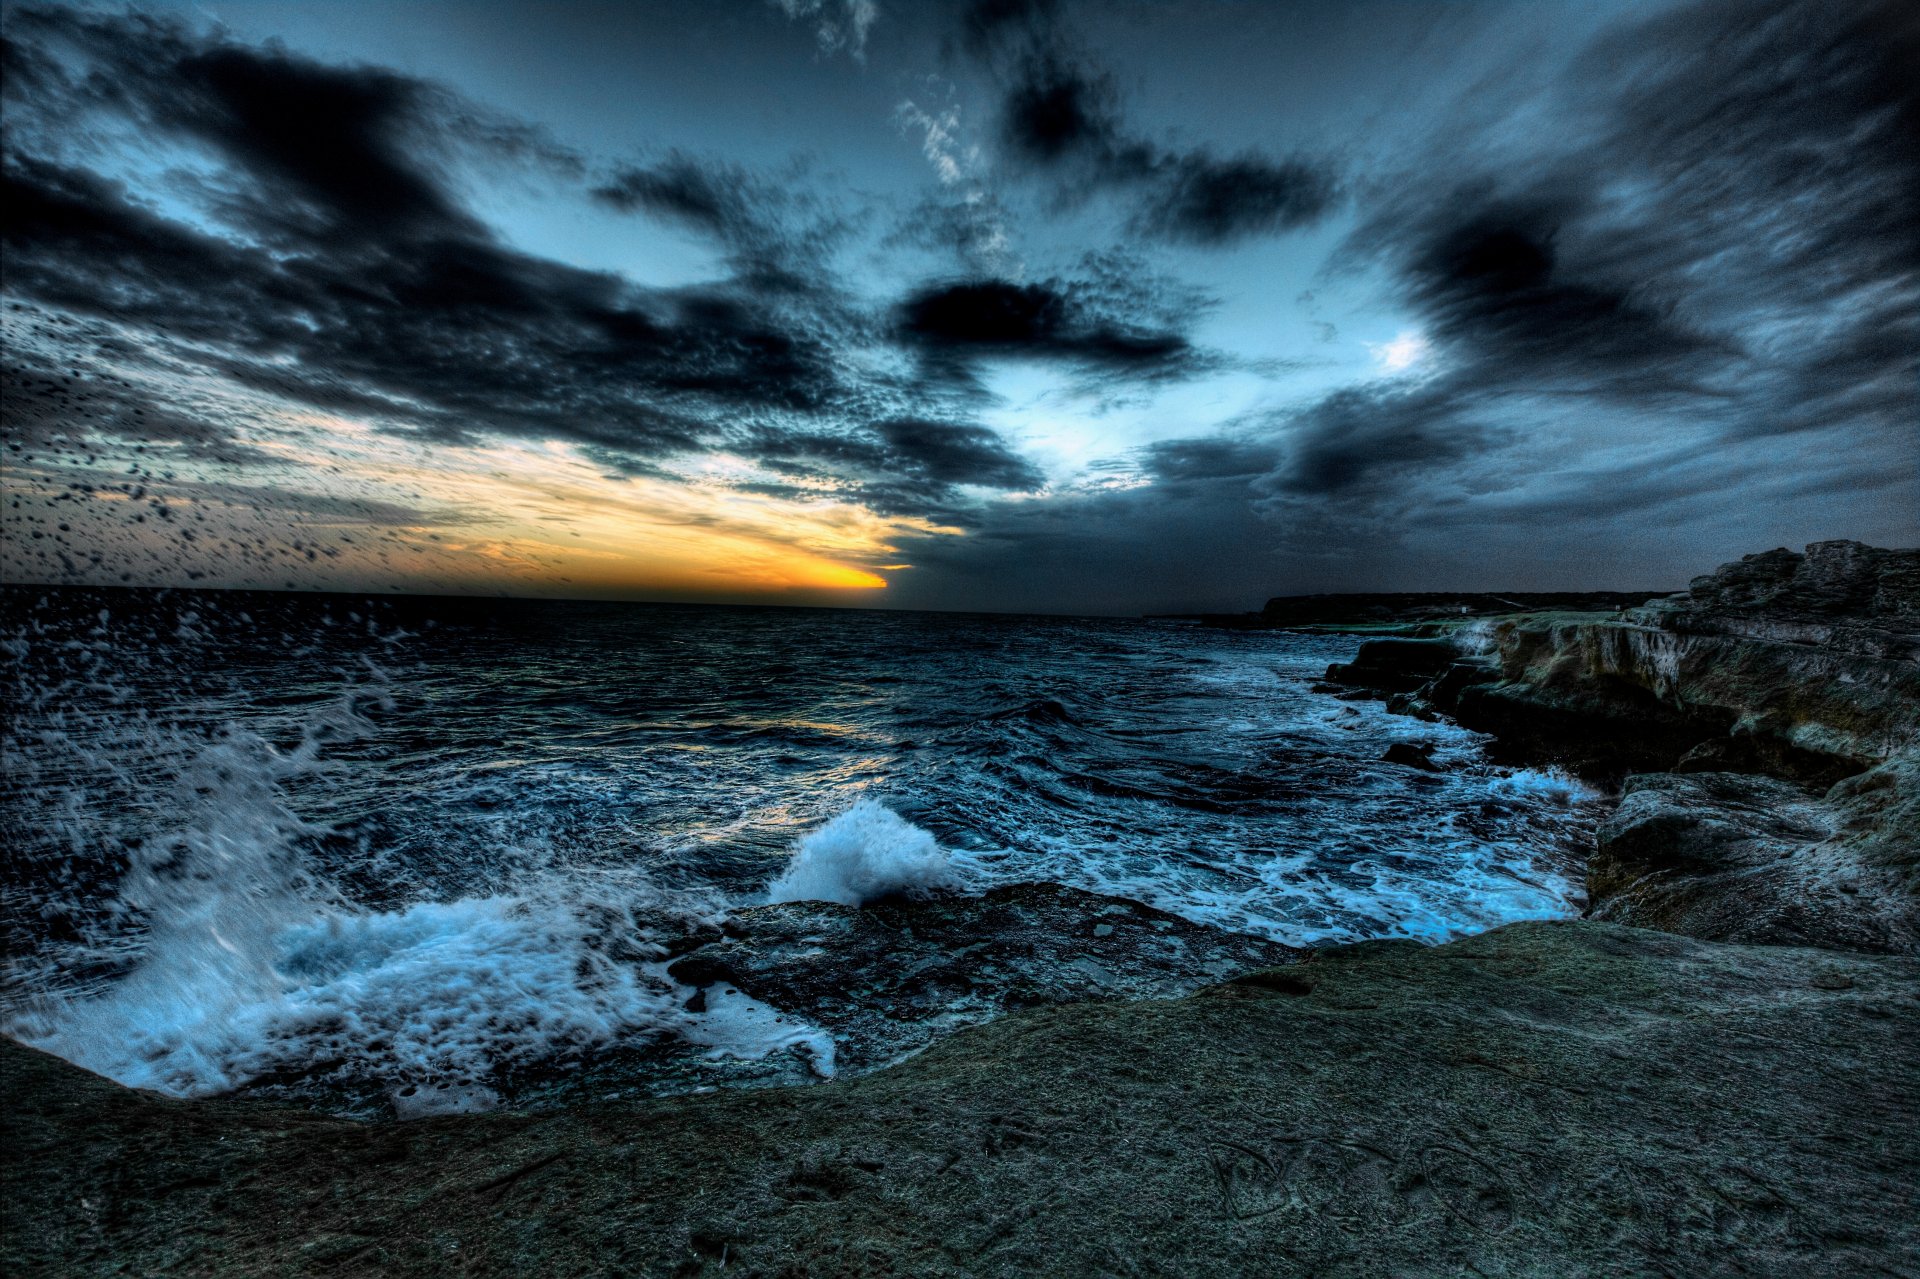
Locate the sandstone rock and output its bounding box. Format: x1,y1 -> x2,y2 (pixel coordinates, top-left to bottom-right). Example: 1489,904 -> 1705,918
1445,543 -> 1920,783
1590,770 -> 1918,953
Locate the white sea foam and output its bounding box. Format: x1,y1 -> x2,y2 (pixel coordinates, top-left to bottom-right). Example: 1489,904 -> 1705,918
1487,766 -> 1600,806
686,982 -> 837,1079
767,800 -> 958,906
4,714 -> 833,1115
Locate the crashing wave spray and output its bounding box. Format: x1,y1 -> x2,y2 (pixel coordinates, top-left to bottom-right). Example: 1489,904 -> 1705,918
767,799 -> 961,906
3,672 -> 834,1115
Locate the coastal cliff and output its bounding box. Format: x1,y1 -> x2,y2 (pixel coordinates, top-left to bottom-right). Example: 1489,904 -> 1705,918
1325,541 -> 1919,954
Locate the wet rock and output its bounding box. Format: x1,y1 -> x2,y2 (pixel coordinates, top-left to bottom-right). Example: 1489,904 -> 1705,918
1450,672 -> 1728,777
1383,692 -> 1440,722
1426,655 -> 1500,711
665,882 -> 1305,1073
1382,742 -> 1443,771
7,921 -> 1916,1276
1324,638 -> 1457,694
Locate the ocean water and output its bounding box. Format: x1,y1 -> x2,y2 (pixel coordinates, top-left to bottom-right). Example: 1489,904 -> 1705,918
0,587 -> 1601,1114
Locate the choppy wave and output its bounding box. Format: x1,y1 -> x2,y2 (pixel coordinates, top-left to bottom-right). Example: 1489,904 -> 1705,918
2,589 -> 1606,1113
3,691 -> 833,1114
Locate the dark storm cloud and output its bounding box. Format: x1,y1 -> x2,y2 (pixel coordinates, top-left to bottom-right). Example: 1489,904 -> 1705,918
594,157 -> 745,232
591,152 -> 852,292
0,4 -> 576,247
900,0 -> 1917,611
1135,152 -> 1340,249
1140,437 -> 1281,484
0,2 -> 1205,542
1260,384 -> 1502,498
872,417 -> 1043,490
898,278 -> 1189,374
748,416 -> 1043,518
1250,0 -> 1916,533
1586,0 -> 1917,439
1358,0 -> 1913,423
1405,204 -> 1717,385
0,5 -> 856,476
0,147 -> 838,449
968,5 -> 1339,245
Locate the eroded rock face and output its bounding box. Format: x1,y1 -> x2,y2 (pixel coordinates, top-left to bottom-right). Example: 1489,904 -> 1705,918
1591,770 -> 1918,953
1322,541 -> 1919,953
6,921 -> 1915,1277
1433,541 -> 1920,782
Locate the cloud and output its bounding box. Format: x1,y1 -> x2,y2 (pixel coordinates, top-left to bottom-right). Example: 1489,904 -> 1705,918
1242,0 -> 1917,542
0,4 -> 576,248
3,0 -> 1911,609
900,279 -> 1181,366
1259,384 -> 1503,498
893,251 -> 1215,391
0,7 -> 858,477
1134,151 -> 1340,248
896,0 -> 1917,611
972,11 -> 1340,245
1139,437 -> 1281,484
891,95 -> 1018,275
749,417 -> 1043,518
592,155 -> 751,233
771,0 -> 880,61
591,151 -> 852,290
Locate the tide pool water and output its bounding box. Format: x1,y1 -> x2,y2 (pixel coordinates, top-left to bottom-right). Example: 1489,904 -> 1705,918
0,588 -> 1602,1113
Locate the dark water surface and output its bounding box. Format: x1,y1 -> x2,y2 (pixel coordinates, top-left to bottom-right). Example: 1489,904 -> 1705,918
1,587 -> 1601,1112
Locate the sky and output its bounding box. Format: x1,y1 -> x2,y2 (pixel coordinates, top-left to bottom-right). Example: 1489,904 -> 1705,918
1,0 -> 1914,614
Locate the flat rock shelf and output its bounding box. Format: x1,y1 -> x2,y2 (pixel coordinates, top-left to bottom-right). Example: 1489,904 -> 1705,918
6,919 -> 1916,1277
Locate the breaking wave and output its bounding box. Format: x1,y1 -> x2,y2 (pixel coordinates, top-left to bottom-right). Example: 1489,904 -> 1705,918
767,800 -> 961,906
2,592 -> 1608,1113
2,699 -> 834,1116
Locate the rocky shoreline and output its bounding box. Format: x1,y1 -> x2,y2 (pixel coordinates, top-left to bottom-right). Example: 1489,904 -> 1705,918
4,540 -> 1917,1276
1320,541 -> 1918,955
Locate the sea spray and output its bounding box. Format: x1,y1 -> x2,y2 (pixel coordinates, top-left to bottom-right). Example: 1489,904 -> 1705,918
767,800 -> 959,906
2,649 -> 834,1115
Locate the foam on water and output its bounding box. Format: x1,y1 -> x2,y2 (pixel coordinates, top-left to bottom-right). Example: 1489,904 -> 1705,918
3,705 -> 834,1115
3,594 -> 1611,1112
767,800 -> 961,906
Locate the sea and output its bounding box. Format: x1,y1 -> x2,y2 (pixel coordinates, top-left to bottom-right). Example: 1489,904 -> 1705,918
0,587 -> 1602,1116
